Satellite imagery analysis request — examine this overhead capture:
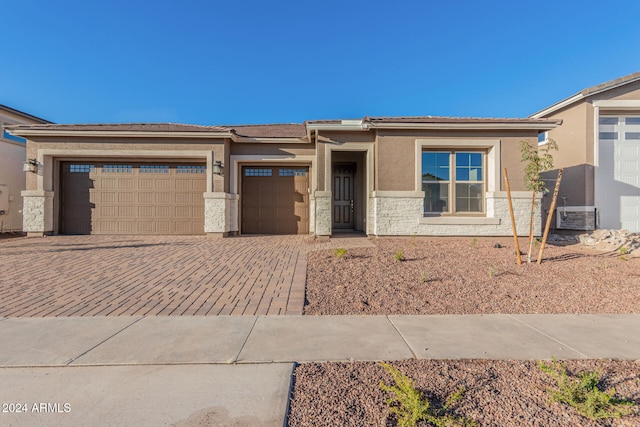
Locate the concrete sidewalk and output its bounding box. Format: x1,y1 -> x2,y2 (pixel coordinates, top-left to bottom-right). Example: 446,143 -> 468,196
1,314 -> 639,426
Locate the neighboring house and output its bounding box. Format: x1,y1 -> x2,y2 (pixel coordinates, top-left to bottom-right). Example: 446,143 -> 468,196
0,105 -> 50,233
7,116 -> 559,237
532,72 -> 640,232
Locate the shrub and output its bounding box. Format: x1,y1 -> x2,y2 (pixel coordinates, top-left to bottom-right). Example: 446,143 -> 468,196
334,248 -> 347,258
379,363 -> 476,427
538,358 -> 636,420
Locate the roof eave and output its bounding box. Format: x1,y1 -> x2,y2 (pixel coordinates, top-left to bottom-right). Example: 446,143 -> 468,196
6,129 -> 234,139
366,122 -> 561,131
530,93 -> 584,118
233,136 -> 310,143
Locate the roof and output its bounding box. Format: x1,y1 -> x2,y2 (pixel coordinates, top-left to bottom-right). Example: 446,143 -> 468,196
230,123 -> 307,138
7,123 -> 227,132
0,104 -> 50,124
7,115 -> 560,140
531,71 -> 640,118
363,116 -> 558,125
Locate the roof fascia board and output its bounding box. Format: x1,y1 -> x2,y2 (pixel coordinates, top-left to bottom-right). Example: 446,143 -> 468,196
6,129 -> 233,139
531,75 -> 640,118
306,123 -> 367,132
233,136 -> 310,143
367,122 -> 560,131
592,100 -> 640,109
530,93 -> 584,118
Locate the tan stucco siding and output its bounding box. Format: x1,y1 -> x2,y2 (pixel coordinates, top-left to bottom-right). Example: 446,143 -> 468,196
545,102 -> 590,168
24,136 -> 229,192
377,134 -> 416,191
376,131 -> 537,192
229,143 -> 314,157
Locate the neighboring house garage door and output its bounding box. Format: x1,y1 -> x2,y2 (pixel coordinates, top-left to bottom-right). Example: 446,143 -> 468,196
597,116 -> 640,232
61,162 -> 206,235
241,166 -> 309,234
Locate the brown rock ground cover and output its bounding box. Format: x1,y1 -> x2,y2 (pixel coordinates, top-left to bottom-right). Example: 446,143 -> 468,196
290,238 -> 640,426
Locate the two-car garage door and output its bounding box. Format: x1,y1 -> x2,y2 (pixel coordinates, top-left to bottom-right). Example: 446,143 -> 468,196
60,162 -> 206,235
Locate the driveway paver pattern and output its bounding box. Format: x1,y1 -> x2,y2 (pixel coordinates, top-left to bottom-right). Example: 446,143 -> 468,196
0,234 -> 373,317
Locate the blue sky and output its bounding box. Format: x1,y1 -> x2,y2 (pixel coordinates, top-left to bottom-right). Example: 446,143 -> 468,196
3,0 -> 640,125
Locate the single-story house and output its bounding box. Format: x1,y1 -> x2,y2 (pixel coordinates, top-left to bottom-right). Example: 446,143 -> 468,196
0,104 -> 50,232
532,72 -> 640,232
7,116 -> 560,238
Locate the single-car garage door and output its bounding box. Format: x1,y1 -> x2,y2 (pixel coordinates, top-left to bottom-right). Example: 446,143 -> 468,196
596,116 -> 640,232
61,162 -> 206,235
242,166 -> 309,234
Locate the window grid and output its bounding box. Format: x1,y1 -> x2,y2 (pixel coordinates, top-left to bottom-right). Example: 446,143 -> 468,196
422,151 -> 485,214
279,168 -> 307,177
69,164 -> 95,173
140,165 -> 170,173
102,165 -> 132,173
177,165 -> 206,174
245,168 -> 273,177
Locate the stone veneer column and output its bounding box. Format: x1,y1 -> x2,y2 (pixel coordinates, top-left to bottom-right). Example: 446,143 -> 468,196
313,191 -> 332,237
21,190 -> 54,236
204,192 -> 238,237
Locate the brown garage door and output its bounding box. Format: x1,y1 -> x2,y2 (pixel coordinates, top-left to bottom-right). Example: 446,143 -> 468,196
242,166 -> 309,234
61,162 -> 206,235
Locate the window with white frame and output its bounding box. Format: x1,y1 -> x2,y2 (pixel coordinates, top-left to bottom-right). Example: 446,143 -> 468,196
422,151 -> 485,214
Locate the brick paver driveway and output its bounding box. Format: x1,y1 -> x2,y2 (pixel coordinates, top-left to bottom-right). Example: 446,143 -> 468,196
0,235 -> 373,317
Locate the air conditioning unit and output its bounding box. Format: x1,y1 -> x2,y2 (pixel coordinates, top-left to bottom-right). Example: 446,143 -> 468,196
556,207 -> 596,230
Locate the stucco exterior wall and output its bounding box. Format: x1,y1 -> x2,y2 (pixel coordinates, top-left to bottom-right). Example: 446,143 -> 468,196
376,130 -> 538,192
0,141 -> 26,232
1,108 -> 48,232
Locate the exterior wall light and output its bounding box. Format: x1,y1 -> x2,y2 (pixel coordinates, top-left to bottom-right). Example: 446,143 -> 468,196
23,159 -> 38,173
212,160 -> 223,175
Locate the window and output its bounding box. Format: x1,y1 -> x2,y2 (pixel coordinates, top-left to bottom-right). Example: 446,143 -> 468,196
177,165 -> 206,174
2,129 -> 26,144
103,164 -> 132,173
279,168 -> 307,177
244,168 -> 272,176
69,164 -> 95,173
140,165 -> 169,173
422,151 -> 484,214
537,132 -> 548,145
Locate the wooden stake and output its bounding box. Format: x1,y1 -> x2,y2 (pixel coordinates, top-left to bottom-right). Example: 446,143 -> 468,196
526,190 -> 536,263
503,168 -> 522,265
537,168 -> 563,265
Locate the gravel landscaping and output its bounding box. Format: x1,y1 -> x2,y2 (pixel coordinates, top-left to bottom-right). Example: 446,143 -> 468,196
304,237 -> 640,315
290,237 -> 640,426
288,359 -> 640,427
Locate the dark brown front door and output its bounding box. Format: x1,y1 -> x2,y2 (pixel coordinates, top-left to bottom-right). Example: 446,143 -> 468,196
332,164 -> 355,229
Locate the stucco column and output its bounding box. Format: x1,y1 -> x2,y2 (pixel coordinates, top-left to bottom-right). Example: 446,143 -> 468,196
21,190 -> 54,236
203,192 -> 237,237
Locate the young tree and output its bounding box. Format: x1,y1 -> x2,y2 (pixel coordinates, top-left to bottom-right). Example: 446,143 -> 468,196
521,139 -> 558,263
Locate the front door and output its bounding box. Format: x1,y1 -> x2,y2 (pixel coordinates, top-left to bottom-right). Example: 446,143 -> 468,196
332,164 -> 355,229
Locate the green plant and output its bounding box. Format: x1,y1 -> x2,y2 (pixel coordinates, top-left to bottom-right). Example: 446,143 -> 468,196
410,232 -> 418,247
420,271 -> 428,284
538,358 -> 636,420
471,237 -> 478,246
521,139 -> 558,263
488,266 -> 496,278
334,248 -> 347,258
394,250 -> 405,262
619,246 -> 629,255
379,363 -> 476,427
